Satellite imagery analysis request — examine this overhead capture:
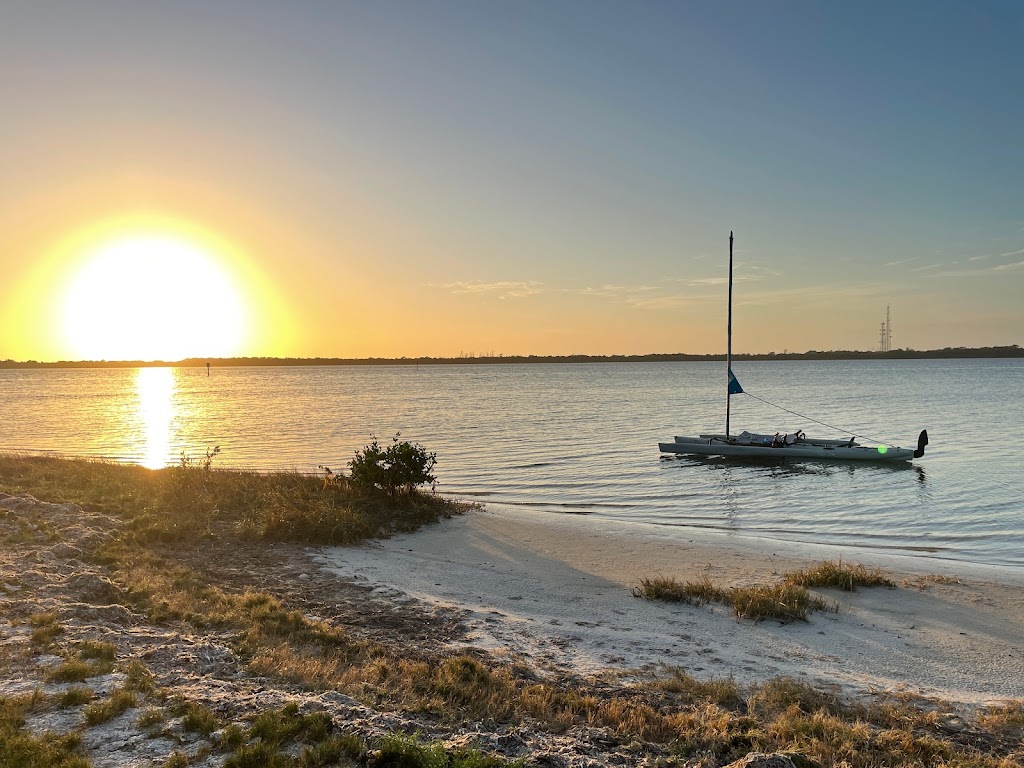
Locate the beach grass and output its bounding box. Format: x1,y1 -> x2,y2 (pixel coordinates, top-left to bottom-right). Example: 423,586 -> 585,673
0,692 -> 89,768
0,453 -> 465,548
82,687 -> 136,725
783,559 -> 896,591
28,612 -> 64,648
58,687 -> 95,708
633,576 -> 833,623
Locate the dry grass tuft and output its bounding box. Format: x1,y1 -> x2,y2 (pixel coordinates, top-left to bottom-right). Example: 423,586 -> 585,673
58,687 -> 94,708
635,577 -> 833,623
77,639 -> 117,662
28,612 -> 64,648
979,701 -> 1024,733
634,576 -> 728,605
0,692 -> 88,767
45,658 -> 112,683
653,668 -> 743,709
174,700 -> 223,736
730,584 -> 831,623
83,687 -> 136,725
783,559 -> 895,591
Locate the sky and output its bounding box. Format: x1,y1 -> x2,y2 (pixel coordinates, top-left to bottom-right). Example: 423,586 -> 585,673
1,1 -> 1022,361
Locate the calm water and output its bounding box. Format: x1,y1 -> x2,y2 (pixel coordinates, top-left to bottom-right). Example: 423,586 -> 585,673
2,360 -> 1022,567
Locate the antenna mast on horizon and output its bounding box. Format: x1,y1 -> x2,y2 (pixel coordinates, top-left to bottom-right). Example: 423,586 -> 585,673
878,305 -> 892,352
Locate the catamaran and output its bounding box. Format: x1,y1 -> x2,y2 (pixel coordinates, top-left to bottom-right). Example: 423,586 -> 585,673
658,232 -> 928,463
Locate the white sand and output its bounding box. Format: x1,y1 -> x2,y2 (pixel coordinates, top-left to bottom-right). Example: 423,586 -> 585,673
313,505 -> 1024,705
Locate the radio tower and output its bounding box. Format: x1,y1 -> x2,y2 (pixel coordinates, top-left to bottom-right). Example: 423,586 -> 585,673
878,305 -> 892,352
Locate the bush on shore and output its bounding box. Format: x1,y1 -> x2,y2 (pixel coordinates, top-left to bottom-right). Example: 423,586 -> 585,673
349,434 -> 437,495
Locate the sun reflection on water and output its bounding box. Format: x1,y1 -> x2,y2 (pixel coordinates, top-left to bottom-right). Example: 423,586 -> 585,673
135,367 -> 176,469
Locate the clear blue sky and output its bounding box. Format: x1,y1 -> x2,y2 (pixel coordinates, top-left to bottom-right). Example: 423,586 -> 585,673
2,1 -> 1021,359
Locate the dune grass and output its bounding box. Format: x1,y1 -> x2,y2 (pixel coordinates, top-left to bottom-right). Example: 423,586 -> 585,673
635,559 -> 897,623
634,576 -> 833,623
783,558 -> 896,591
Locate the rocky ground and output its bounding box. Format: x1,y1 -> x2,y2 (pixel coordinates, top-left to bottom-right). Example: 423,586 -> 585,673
2,491 -> 817,768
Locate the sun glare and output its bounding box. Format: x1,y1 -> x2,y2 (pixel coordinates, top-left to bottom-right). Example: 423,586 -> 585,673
61,234 -> 248,361
136,367 -> 176,469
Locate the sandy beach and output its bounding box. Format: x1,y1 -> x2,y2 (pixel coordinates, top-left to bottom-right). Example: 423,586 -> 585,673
315,503 -> 1024,705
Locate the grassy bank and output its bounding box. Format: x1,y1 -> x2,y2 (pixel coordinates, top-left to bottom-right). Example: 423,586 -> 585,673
0,453 -> 461,547
3,454 -> 1023,767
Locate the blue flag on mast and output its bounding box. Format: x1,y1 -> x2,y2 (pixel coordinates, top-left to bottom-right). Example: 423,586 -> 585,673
728,369 -> 744,395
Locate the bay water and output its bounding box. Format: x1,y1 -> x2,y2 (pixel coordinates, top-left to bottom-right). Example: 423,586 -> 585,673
1,360 -> 1021,568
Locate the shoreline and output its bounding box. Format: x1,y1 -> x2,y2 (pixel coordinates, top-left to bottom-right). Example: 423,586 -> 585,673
3,346 -> 1023,368
315,503 -> 1024,705
480,501 -> 1024,578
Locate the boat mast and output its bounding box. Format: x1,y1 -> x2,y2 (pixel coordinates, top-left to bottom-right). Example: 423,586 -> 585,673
726,231 -> 734,438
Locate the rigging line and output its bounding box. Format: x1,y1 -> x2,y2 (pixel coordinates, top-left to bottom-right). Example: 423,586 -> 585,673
739,391 -> 893,445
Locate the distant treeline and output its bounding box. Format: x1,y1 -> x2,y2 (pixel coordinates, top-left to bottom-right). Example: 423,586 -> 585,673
2,345 -> 1022,369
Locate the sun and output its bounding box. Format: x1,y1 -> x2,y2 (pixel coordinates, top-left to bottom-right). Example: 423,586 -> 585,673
60,234 -> 249,361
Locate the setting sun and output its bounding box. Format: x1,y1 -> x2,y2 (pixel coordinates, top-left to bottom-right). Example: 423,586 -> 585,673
60,233 -> 249,361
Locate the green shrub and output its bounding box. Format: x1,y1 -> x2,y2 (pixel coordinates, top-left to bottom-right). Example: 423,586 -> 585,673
349,434 -> 436,494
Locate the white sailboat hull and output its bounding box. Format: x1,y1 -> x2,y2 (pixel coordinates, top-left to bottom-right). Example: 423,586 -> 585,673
659,436 -> 915,462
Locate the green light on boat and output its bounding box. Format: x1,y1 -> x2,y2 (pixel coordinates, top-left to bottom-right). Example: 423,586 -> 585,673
877,445 -> 889,454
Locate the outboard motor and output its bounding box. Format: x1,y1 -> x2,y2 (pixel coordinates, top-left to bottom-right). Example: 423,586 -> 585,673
913,430 -> 929,459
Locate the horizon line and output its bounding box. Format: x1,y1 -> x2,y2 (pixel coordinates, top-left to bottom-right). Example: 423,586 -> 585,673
2,344 -> 1021,367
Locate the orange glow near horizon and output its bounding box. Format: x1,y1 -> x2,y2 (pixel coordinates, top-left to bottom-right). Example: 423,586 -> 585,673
3,215 -> 297,363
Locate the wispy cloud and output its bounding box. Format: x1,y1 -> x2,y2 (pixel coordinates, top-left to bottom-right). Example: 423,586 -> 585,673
667,273 -> 764,287
911,263 -> 943,272
624,294 -> 697,310
439,280 -> 544,299
999,248 -> 1024,259
993,260 -> 1024,272
885,256 -> 921,267
566,284 -> 658,298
